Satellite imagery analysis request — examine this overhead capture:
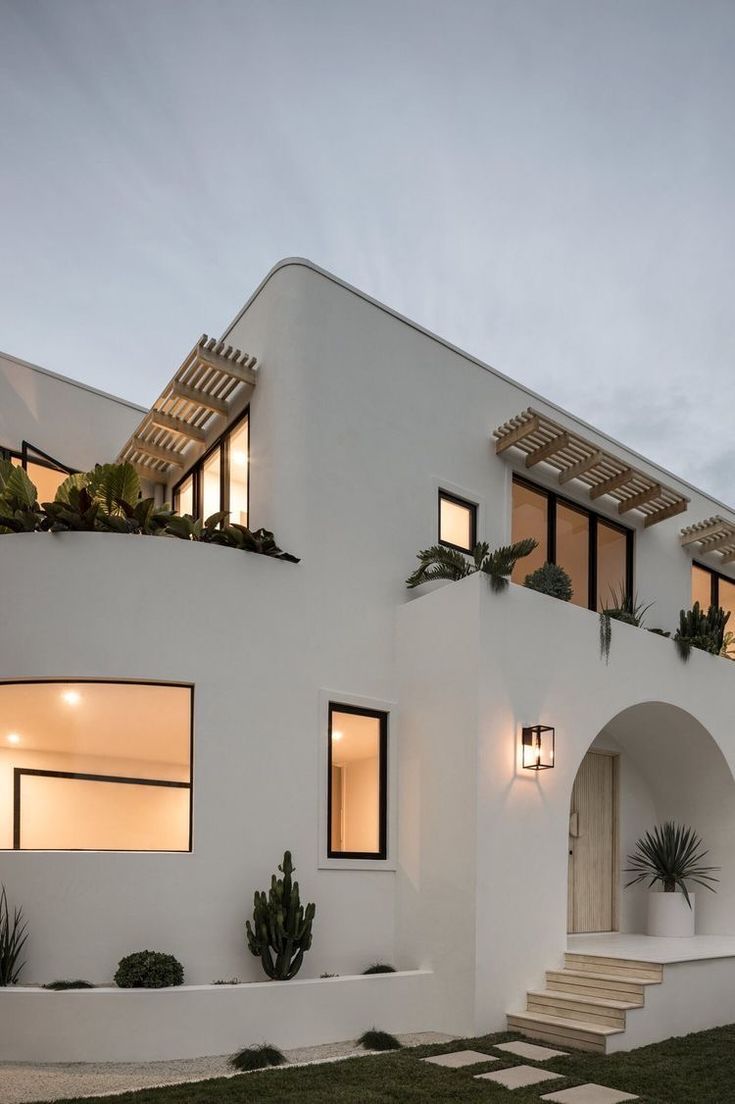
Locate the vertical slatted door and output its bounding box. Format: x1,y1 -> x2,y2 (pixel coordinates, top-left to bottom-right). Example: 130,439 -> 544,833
568,752 -> 616,933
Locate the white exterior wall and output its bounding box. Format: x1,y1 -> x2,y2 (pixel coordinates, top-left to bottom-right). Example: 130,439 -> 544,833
3,259 -> 735,1055
0,350 -> 143,471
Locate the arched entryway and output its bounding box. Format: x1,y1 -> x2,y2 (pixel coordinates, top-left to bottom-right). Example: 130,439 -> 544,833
566,701 -> 735,936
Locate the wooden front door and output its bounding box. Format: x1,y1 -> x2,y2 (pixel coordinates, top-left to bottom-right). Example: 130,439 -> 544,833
567,751 -> 617,933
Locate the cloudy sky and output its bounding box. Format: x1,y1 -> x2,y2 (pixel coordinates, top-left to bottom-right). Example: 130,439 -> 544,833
2,1 -> 734,500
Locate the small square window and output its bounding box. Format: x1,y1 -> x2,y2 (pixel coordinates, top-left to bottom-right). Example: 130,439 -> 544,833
438,491 -> 477,552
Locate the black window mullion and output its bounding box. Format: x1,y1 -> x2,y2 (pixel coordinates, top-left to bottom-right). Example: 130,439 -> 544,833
589,517 -> 598,611
548,491 -> 556,564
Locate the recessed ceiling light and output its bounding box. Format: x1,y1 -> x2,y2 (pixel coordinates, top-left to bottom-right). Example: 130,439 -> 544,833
6,733 -> 20,745
231,450 -> 248,467
332,730 -> 343,742
61,690 -> 81,706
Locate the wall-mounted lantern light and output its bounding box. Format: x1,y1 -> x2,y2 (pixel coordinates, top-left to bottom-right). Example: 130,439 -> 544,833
522,725 -> 555,770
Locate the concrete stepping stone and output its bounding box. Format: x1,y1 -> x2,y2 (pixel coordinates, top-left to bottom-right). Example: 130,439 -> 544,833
542,1084 -> 639,1103
475,1064 -> 563,1089
422,1049 -> 499,1068
495,1040 -> 568,1060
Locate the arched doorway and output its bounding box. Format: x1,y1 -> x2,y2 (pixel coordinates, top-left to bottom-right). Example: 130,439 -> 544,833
566,701 -> 735,936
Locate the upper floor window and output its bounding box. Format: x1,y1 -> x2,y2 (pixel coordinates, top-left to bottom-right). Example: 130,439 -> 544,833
692,563 -> 735,625
173,410 -> 249,525
2,680 -> 192,852
511,475 -> 633,610
1,444 -> 74,504
328,703 -> 387,860
438,490 -> 477,553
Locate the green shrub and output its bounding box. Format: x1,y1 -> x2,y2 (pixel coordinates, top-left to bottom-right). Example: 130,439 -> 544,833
358,1028 -> 402,1050
0,885 -> 28,986
524,562 -> 573,601
230,1044 -> 286,1071
43,979 -> 94,990
114,950 -> 184,988
362,963 -> 396,974
406,539 -> 537,592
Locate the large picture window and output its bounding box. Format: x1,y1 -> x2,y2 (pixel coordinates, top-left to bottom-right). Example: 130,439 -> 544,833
172,410 -> 249,525
1,681 -> 193,852
328,704 -> 387,860
511,476 -> 633,609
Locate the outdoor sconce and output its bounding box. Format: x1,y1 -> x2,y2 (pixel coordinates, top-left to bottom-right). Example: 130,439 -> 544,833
522,725 -> 555,770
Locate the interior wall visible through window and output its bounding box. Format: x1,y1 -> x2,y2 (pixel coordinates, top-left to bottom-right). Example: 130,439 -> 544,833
172,410 -> 249,527
328,704 -> 387,860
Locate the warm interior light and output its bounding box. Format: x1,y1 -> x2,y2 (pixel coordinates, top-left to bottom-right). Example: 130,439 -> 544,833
61,690 -> 81,706
332,730 -> 343,742
6,733 -> 20,745
231,450 -> 248,467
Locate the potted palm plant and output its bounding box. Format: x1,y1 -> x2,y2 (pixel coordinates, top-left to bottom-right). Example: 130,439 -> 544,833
625,822 -> 719,937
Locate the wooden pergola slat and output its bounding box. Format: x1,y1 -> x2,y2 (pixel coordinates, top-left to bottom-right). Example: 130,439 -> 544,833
525,432 -> 570,469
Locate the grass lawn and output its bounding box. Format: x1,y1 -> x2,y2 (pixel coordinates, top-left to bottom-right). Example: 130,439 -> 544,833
46,1025 -> 735,1104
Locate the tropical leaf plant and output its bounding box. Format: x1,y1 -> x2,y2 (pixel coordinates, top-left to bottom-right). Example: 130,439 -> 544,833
624,822 -> 719,907
0,884 -> 28,986
406,537 -> 537,592
674,602 -> 729,662
0,459 -> 42,533
85,462 -> 141,516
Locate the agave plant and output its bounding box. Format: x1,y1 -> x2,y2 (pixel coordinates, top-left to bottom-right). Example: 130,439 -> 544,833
406,538 -> 537,593
674,602 -> 730,662
625,822 -> 719,907
0,885 -> 28,986
599,587 -> 654,663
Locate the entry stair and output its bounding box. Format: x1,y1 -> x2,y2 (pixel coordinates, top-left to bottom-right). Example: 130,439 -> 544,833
507,952 -> 663,1053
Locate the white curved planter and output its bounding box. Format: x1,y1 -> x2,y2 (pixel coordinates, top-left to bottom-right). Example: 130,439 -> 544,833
647,891 -> 695,937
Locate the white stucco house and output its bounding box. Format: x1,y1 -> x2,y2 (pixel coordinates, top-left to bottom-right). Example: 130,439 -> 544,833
2,258 -> 735,1062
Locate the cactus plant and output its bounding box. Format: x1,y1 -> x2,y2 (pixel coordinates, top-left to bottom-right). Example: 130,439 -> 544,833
674,602 -> 730,662
245,851 -> 315,980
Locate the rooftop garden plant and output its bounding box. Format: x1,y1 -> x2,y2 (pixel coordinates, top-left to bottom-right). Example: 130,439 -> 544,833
246,851 -> 315,981
0,885 -> 27,986
625,822 -> 719,907
524,562 -> 573,601
406,538 -> 537,592
599,587 -> 654,663
674,602 -> 729,662
0,460 -> 298,562
43,979 -> 94,990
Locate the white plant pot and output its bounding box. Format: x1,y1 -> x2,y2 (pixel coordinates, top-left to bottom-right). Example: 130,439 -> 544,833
647,890 -> 695,937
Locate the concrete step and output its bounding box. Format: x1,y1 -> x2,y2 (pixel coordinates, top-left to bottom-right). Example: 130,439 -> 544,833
565,952 -> 663,982
527,989 -> 637,1028
546,969 -> 648,1004
507,1010 -> 622,1054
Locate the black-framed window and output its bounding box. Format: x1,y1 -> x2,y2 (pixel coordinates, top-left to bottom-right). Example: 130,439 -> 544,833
172,408 -> 249,525
692,563 -> 735,626
1,441 -> 76,503
1,680 -> 193,852
511,475 -> 634,610
327,703 -> 387,860
438,489 -> 477,553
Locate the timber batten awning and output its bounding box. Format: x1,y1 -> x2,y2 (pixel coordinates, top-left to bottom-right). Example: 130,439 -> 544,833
117,336 -> 257,482
492,407 -> 689,527
680,517 -> 735,564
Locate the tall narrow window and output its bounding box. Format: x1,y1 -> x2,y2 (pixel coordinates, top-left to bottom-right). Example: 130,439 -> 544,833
176,475 -> 194,517
691,564 -> 714,609
556,504 -> 589,607
438,491 -> 476,552
227,417 -> 249,526
201,448 -> 221,522
2,681 -> 192,852
328,704 -> 387,860
597,521 -> 628,609
511,481 -> 548,583
719,578 -> 735,628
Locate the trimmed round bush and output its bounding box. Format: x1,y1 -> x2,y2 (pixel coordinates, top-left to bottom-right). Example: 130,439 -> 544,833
114,950 -> 184,989
362,962 -> 396,974
524,562 -> 573,602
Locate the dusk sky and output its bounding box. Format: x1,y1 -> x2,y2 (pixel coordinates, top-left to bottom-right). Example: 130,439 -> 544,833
2,1 -> 734,501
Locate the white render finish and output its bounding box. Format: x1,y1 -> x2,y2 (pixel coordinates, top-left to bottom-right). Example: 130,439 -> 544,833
2,259 -> 735,1059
